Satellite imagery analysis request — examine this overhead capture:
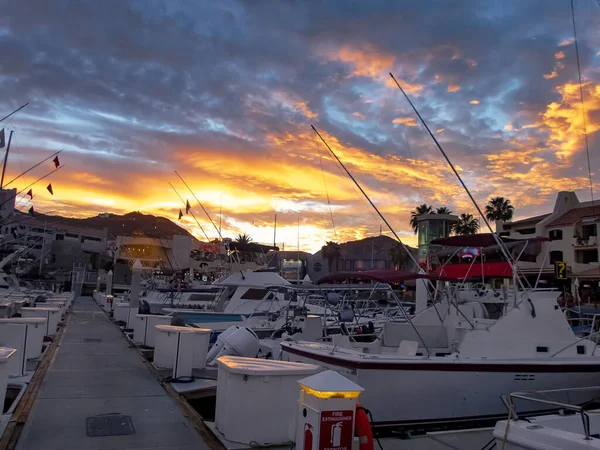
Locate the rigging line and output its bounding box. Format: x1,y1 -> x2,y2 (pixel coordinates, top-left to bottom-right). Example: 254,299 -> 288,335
321,135 -> 384,231
400,125 -> 424,203
311,125 -> 423,273
174,171 -> 222,240
0,103 -> 29,124
0,166 -> 64,208
570,0 -> 599,276
388,73 -> 533,297
571,0 -> 594,208
312,130 -> 337,239
3,150 -> 63,188
168,182 -> 211,242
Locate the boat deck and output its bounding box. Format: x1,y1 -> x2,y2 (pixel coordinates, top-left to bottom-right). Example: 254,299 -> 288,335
15,296 -> 210,450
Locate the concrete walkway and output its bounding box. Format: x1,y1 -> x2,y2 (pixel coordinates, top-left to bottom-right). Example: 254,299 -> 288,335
17,297 -> 209,450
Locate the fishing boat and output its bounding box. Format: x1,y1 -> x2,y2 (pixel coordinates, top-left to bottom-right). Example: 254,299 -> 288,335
281,281 -> 600,428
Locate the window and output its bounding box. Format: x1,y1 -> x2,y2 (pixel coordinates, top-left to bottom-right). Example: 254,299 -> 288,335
499,231 -> 510,237
239,288 -> 269,300
536,346 -> 549,353
577,345 -> 586,355
549,251 -> 563,264
516,227 -> 536,235
549,230 -> 562,241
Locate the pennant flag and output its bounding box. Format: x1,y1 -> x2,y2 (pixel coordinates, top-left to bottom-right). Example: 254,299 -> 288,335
26,189 -> 33,198
0,129 -> 4,149
53,156 -> 60,168
178,209 -> 183,220
46,184 -> 54,195
28,206 -> 35,217
186,200 -> 191,214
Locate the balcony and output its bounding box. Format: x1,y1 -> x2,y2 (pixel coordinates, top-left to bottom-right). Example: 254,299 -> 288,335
574,236 -> 597,248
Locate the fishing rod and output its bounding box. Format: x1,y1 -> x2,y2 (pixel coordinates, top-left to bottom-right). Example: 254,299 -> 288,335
174,171 -> 222,239
388,73 -> 535,310
0,103 -> 29,124
168,182 -> 211,241
3,150 -> 62,188
311,125 -> 422,271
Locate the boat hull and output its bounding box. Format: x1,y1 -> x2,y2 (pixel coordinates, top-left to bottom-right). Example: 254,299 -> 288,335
281,344 -> 600,427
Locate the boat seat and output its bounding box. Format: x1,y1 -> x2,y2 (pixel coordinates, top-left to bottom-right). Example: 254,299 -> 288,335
382,322 -> 448,348
397,340 -> 418,356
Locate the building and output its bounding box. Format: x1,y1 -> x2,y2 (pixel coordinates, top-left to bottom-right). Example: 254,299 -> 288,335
416,213 -> 458,265
1,214 -> 108,276
308,235 -> 417,281
501,191 -> 600,297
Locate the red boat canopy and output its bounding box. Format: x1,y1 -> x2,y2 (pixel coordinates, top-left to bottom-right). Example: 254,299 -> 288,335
430,233 -> 550,248
316,270 -> 424,285
434,261 -> 513,279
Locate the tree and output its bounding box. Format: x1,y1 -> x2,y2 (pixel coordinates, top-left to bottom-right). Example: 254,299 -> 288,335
234,233 -> 252,244
485,197 -> 514,222
436,206 -> 452,215
390,242 -> 412,270
453,213 -> 480,235
409,204 -> 433,234
321,241 -> 341,273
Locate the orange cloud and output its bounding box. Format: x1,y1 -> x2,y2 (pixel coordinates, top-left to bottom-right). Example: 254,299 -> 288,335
296,102 -> 318,119
436,128 -> 445,133
323,45 -> 424,94
555,51 -> 566,59
393,117 -> 418,127
543,71 -> 558,79
470,100 -> 480,105
559,38 -> 574,47
447,85 -> 461,92
541,81 -> 600,160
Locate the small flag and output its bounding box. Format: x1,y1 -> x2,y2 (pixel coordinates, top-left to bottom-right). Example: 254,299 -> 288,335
53,156 -> 60,168
186,200 -> 191,214
46,184 -> 53,195
178,209 -> 183,220
28,206 -> 35,217
26,189 -> 33,198
0,129 -> 4,149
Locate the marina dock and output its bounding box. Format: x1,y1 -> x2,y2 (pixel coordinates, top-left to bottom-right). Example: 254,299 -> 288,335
14,296 -> 210,450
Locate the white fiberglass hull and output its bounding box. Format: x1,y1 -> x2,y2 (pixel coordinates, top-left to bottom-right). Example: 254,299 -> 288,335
281,342 -> 600,426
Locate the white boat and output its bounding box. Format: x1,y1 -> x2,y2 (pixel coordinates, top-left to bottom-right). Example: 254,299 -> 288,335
494,387 -> 600,449
280,284 -> 600,428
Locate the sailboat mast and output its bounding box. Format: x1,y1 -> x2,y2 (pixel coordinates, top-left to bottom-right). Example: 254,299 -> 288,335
1,131 -> 14,188
297,215 -> 300,281
273,213 -> 277,248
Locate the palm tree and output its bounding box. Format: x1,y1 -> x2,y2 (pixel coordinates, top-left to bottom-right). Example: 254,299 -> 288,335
453,213 -> 480,235
485,197 -> 514,233
436,206 -> 452,215
409,204 -> 433,234
234,233 -> 252,244
321,241 -> 342,273
390,242 -> 411,270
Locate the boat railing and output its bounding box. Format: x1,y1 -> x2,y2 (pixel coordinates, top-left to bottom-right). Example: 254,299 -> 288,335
502,387 -> 600,440
550,328 -> 600,357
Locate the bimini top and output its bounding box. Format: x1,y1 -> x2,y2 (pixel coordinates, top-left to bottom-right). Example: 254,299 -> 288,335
316,270 -> 424,285
430,233 -> 550,248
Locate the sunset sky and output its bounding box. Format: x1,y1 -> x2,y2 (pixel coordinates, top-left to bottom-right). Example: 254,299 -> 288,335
1,0 -> 600,252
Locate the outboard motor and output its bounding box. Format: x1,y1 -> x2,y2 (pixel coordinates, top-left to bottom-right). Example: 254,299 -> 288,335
206,325 -> 260,366
138,300 -> 151,314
